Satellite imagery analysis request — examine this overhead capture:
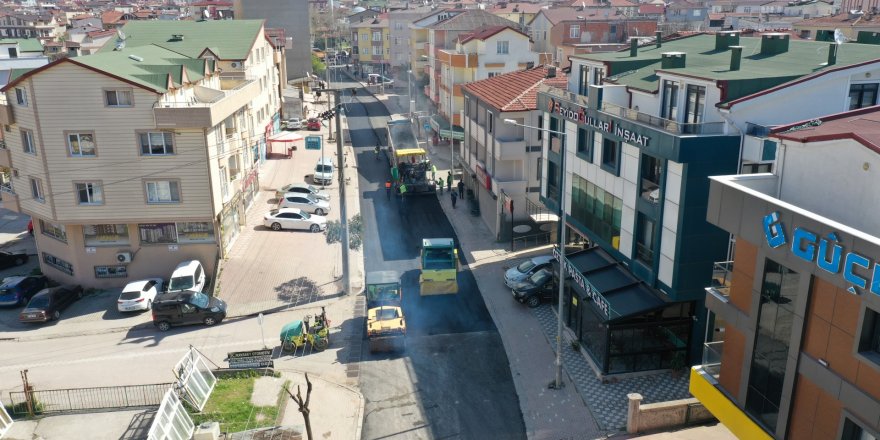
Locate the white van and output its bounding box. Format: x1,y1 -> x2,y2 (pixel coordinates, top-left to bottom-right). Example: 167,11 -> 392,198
313,157 -> 334,186
167,260 -> 207,293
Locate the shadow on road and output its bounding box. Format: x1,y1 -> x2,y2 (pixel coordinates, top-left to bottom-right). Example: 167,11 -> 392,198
118,409 -> 157,440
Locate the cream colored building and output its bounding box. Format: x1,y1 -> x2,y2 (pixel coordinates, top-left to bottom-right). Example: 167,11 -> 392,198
0,20 -> 280,288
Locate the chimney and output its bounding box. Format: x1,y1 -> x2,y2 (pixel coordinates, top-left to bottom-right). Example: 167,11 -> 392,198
655,30 -> 662,48
760,33 -> 790,55
630,37 -> 638,56
715,31 -> 740,51
827,43 -> 838,65
729,45 -> 742,70
661,52 -> 686,69
547,66 -> 556,77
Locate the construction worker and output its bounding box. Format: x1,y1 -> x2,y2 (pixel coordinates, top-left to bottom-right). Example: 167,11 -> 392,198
457,180 -> 465,199
437,176 -> 444,194
451,190 -> 458,209
385,180 -> 392,200
446,174 -> 452,193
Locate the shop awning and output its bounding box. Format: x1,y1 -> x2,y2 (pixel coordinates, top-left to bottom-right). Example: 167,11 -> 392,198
267,132 -> 304,143
429,114 -> 464,141
554,247 -> 669,322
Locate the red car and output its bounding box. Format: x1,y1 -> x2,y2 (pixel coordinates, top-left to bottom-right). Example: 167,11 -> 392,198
307,118 -> 322,131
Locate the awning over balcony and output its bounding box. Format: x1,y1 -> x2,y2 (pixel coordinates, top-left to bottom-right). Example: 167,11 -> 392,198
429,114 -> 463,141
267,132 -> 304,143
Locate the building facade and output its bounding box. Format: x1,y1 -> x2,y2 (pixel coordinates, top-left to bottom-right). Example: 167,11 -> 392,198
234,0 -> 311,81
0,20 -> 280,288
351,14 -> 391,78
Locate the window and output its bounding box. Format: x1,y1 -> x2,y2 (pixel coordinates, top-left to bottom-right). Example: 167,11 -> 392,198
640,154 -> 662,202
7,47 -> 16,58
488,71 -> 500,78
21,129 -> 34,154
537,116 -> 543,140
84,224 -> 130,246
42,252 -> 73,275
546,160 -> 559,202
578,65 -> 589,95
858,307 -> 880,366
75,182 -> 103,205
14,87 -> 26,106
549,117 -> 562,153
145,180 -> 180,204
139,132 -> 174,155
745,259 -> 801,432
601,138 -> 619,174
67,133 -> 96,157
570,174 -> 622,249
352,33 -> 357,42
576,127 -> 591,159
609,24 -> 617,34
29,177 -> 43,202
138,223 -> 178,244
635,214 -> 655,265
105,89 -> 133,107
487,111 -> 493,133
372,31 -> 382,41
741,163 -> 772,174
842,417 -> 880,440
497,41 -> 509,54
177,221 -> 216,243
39,220 -> 67,243
95,265 -> 128,278
661,80 -> 679,120
684,84 -> 705,126
592,67 -> 604,86
849,83 -> 878,110
373,47 -> 382,56
569,25 -> 581,38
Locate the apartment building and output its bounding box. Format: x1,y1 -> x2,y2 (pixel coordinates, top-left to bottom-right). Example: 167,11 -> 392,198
234,0 -> 311,81
0,12 -> 64,42
487,2 -> 544,28
351,14 -> 391,77
388,6 -> 432,72
693,107 -> 880,439
535,32 -> 880,375
0,20 -> 280,288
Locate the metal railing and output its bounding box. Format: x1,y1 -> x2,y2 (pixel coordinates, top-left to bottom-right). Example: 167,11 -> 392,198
512,231 -> 552,251
702,341 -> 724,378
711,260 -> 733,298
601,102 -> 726,135
8,383 -> 172,415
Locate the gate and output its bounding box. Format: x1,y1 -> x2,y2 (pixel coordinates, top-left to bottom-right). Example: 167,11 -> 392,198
8,383 -> 172,415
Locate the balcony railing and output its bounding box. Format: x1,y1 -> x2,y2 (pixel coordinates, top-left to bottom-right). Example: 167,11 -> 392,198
538,83 -> 589,108
601,102 -> 726,135
710,260 -> 733,298
702,341 -> 723,379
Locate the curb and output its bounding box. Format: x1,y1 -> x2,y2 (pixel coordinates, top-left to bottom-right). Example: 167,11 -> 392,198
276,368 -> 366,440
5,321 -> 155,343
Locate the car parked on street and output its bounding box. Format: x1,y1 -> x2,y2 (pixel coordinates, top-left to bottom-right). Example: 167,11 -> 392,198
151,291 -> 227,331
307,118 -> 322,131
286,118 -> 303,130
278,192 -> 331,215
510,268 -> 556,308
117,278 -> 164,312
0,250 -> 29,270
0,275 -> 48,307
19,285 -> 84,323
264,208 -> 327,232
504,255 -> 553,288
313,157 -> 334,186
167,260 -> 206,294
274,183 -> 330,201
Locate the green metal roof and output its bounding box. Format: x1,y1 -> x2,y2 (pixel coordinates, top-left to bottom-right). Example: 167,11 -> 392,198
0,38 -> 43,53
100,20 -> 265,60
74,45 -> 211,93
576,34 -> 880,100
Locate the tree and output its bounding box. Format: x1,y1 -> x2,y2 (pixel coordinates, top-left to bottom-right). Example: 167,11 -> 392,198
285,373 -> 314,440
311,54 -> 326,77
324,213 -> 363,250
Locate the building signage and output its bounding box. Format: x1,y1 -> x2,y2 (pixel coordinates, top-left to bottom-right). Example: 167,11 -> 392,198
475,163 -> 492,191
763,211 -> 880,296
552,246 -> 611,317
546,98 -> 651,147
227,349 -> 274,369
305,135 -> 322,150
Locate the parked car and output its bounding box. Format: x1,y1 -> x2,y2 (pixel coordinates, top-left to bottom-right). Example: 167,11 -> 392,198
0,250 -> 29,270
307,118 -> 322,131
167,260 -> 206,294
274,183 -> 330,201
510,268 -> 556,308
313,157 -> 334,186
264,208 -> 327,232
19,285 -> 84,323
151,291 -> 227,331
504,255 -> 553,288
286,118 -> 303,130
0,275 -> 48,307
278,192 -> 331,215
117,278 -> 164,312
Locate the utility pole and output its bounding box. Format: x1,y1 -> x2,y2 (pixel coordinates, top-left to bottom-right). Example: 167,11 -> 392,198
335,90 -> 349,295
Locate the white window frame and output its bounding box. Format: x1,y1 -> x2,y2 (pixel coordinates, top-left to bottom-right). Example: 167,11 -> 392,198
75,182 -> 103,205
569,25 -> 581,38
67,132 -> 96,157
140,132 -> 175,156
105,89 -> 133,107
21,129 -> 34,154
497,40 -> 509,54
29,176 -> 43,202
145,180 -> 180,204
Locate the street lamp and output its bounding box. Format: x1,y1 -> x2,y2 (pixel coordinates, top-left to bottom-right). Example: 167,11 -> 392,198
504,118 -> 567,390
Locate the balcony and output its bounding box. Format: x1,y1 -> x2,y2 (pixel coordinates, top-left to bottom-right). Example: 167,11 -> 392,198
702,341 -> 723,379
154,79 -> 260,128
0,95 -> 13,125
601,102 -> 726,136
494,136 -> 526,161
0,182 -> 19,212
539,83 -> 589,108
707,260 -> 732,300
689,366 -> 772,440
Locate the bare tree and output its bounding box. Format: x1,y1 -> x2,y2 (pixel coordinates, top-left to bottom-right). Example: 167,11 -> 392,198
284,373 -> 314,440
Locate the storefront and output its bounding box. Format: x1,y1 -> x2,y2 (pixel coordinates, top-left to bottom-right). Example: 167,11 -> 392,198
219,193 -> 242,254
554,246 -> 694,375
241,168 -> 259,212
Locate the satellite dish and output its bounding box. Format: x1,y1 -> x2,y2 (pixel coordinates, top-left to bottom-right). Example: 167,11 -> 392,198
217,10 -> 223,18
114,40 -> 125,51
202,9 -> 210,19
116,29 -> 126,40
833,28 -> 849,44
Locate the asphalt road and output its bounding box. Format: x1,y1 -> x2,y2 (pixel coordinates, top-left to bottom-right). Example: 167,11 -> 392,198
339,76 -> 526,440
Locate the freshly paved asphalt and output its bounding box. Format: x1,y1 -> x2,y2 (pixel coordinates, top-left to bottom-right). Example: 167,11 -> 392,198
338,77 -> 527,439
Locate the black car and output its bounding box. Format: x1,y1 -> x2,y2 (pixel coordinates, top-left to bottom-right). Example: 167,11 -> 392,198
19,285 -> 84,323
0,275 -> 48,307
0,250 -> 29,270
151,291 -> 227,331
510,268 -> 556,308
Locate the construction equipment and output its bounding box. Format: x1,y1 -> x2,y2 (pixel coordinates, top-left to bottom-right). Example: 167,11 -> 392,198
387,115 -> 436,195
366,271 -> 405,352
279,307 -> 331,352
419,238 -> 459,295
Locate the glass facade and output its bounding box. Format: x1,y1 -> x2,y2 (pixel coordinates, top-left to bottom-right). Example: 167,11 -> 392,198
746,259 -> 801,432
570,174 -> 621,249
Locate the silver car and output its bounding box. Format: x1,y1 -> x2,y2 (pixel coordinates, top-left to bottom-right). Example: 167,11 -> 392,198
275,183 -> 330,201
278,192 -> 331,215
264,208 -> 327,232
286,118 -> 303,130
504,255 -> 554,288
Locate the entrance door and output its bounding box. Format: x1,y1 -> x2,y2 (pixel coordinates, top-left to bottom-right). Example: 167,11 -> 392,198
568,290 -> 583,341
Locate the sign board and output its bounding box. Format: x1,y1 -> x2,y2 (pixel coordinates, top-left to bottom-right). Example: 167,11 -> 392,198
424,123 -> 431,132
552,246 -> 611,317
305,135 -> 322,150
227,349 -> 273,369
228,360 -> 274,369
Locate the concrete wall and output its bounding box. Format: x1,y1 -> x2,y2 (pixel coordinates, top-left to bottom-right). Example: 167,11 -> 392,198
237,0 -> 312,81
626,393 -> 716,434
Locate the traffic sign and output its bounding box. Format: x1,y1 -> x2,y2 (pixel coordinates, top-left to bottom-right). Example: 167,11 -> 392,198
305,135 -> 322,150
424,123 -> 431,132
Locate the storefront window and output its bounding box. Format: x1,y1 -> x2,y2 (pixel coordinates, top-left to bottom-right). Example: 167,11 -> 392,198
95,265 -> 128,278
177,222 -> 216,244
40,220 -> 67,243
138,223 -> 178,244
84,224 -> 130,246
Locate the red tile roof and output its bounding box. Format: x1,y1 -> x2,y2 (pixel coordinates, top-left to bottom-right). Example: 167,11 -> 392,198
639,4 -> 665,14
192,1 -> 233,6
101,10 -> 123,24
462,65 -> 568,112
772,105 -> 880,154
459,25 -> 529,44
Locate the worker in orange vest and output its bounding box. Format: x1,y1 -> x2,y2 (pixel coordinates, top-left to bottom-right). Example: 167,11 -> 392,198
385,180 -> 392,200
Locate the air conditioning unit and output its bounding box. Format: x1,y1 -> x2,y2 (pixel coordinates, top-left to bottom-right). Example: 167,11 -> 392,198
230,61 -> 241,68
193,422 -> 220,440
116,252 -> 132,263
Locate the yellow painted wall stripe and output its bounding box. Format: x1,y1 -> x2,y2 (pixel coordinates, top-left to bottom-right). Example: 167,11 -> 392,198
689,367 -> 774,440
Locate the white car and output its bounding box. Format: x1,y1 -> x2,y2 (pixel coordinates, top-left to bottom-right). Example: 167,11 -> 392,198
264,208 -> 327,232
286,118 -> 303,130
278,192 -> 331,215
275,183 -> 330,201
117,278 -> 164,312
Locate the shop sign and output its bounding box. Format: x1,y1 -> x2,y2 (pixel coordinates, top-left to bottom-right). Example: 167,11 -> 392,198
546,98 -> 650,147
552,246 -> 611,317
763,211 -> 880,296
475,163 -> 492,191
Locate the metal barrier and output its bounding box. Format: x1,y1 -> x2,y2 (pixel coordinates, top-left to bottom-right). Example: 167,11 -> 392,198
8,383 -> 173,415
512,231 -> 552,251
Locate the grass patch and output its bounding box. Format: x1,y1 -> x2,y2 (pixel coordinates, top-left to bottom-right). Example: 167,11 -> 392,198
190,373 -> 285,434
